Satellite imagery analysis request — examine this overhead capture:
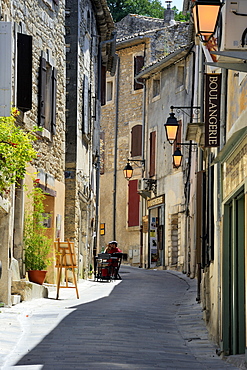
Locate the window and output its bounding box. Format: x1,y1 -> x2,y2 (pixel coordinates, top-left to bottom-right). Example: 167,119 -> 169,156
17,33 -> 32,112
134,55 -> 144,90
106,80 -> 113,103
87,10 -> 91,33
101,65 -> 106,106
149,131 -> 156,177
128,179 -> 140,227
38,53 -> 57,134
131,124 -> 142,157
152,77 -> 160,99
176,66 -> 184,89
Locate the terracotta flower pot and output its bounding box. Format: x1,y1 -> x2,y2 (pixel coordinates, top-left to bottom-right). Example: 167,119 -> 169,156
28,270 -> 47,285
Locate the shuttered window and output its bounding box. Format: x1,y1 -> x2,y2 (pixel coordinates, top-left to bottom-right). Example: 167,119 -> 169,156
149,131 -> 156,177
38,56 -> 57,134
128,179 -> 140,227
134,56 -> 144,90
17,33 -> 32,112
131,124 -> 142,157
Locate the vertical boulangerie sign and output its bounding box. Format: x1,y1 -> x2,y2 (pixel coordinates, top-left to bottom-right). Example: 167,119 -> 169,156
205,73 -> 221,147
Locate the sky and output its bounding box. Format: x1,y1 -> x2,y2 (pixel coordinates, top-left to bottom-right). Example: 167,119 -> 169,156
161,0 -> 183,11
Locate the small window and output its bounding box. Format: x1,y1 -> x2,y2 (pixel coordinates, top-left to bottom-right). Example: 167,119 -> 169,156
106,80 -> 113,102
17,33 -> 32,112
134,55 -> 144,90
152,78 -> 160,99
176,66 -> 184,88
87,10 -> 91,34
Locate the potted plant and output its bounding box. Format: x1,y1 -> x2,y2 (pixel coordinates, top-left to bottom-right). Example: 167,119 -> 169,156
24,186 -> 53,285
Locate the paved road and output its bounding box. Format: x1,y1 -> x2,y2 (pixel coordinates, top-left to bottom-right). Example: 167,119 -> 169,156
0,267 -> 241,369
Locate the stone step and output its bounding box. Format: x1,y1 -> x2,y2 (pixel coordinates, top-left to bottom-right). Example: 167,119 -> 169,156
11,280 -> 48,303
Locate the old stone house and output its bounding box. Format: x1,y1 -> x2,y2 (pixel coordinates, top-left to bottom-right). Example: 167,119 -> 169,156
64,0 -> 115,279
99,12 -> 189,264
0,0 -> 66,306
0,0 -> 115,306
136,44 -> 198,272
180,0 -> 247,357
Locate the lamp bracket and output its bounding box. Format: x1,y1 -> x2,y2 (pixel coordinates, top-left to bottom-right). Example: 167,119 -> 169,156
170,105 -> 201,118
176,142 -> 198,152
143,178 -> 157,195
127,158 -> 145,168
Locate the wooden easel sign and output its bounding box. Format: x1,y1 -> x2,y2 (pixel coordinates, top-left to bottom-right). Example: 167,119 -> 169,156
55,239 -> 79,299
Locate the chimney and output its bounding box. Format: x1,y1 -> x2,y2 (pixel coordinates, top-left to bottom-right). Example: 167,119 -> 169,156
164,1 -> 175,25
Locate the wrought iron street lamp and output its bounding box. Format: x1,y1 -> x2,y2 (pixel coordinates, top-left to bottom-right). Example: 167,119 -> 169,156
123,162 -> 133,180
164,111 -> 180,145
123,159 -> 145,180
192,0 -> 223,42
173,147 -> 183,168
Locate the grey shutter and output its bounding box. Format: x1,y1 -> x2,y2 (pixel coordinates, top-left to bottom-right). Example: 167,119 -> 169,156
39,57 -> 46,126
51,67 -> 57,135
17,33 -> 32,112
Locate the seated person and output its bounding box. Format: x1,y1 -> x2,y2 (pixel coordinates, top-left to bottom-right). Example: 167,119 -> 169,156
105,241 -> 122,254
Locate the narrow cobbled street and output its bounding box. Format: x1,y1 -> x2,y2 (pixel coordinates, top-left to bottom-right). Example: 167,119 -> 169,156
0,267 -> 241,369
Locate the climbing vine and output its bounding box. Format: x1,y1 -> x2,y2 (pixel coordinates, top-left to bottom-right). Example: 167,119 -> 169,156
0,108 -> 37,193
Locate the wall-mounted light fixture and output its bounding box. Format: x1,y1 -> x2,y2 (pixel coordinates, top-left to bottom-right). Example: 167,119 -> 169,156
123,159 -> 145,180
192,0 -> 223,43
165,106 -> 199,168
164,111 -> 180,145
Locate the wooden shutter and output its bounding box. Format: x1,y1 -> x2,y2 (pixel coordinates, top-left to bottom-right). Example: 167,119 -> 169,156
131,125 -> 142,157
149,131 -> 156,177
17,33 -> 32,112
51,67 -> 57,135
128,179 -> 140,227
101,65 -> 106,106
38,57 -> 46,126
134,56 -> 144,90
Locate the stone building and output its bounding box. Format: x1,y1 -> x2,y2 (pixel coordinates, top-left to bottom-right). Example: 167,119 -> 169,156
64,0 -> 115,279
0,0 -> 66,305
0,0 -> 115,305
181,0 -> 247,357
99,13 -> 189,264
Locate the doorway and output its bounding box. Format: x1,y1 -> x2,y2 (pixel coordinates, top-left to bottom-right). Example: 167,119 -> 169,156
222,189 -> 245,355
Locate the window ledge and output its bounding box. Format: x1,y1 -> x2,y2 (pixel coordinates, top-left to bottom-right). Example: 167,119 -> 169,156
152,95 -> 160,103
41,128 -> 52,141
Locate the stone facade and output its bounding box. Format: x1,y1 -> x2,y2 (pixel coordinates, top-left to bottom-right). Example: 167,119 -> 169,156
0,0 -> 66,305
64,0 -> 115,278
99,16 -> 189,264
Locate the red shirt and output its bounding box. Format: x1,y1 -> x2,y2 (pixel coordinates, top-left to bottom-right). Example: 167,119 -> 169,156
107,246 -> 122,254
